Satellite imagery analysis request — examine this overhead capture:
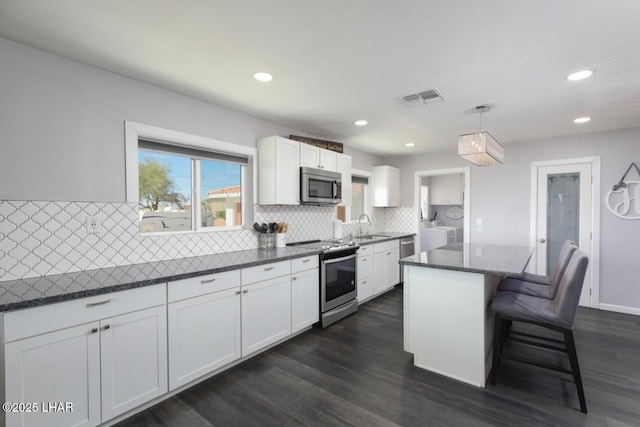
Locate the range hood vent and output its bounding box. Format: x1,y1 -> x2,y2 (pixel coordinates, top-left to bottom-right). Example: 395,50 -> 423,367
402,88 -> 445,106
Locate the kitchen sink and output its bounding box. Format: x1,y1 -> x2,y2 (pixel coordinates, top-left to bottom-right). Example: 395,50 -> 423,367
357,234 -> 391,240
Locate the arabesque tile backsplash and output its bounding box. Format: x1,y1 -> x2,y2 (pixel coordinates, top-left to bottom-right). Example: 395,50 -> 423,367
0,201 -> 416,281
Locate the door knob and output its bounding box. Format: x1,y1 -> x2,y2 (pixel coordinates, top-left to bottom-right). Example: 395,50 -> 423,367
538,238 -> 546,243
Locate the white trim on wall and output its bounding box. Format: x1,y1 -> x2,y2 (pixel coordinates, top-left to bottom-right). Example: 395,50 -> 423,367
529,157 -> 601,310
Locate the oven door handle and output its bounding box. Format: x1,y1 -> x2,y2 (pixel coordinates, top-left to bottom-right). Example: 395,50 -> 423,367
323,253 -> 357,265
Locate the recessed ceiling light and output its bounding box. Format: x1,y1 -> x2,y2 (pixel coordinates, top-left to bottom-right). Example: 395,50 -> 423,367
254,72 -> 273,82
354,120 -> 368,126
566,70 -> 594,81
405,142 -> 415,147
574,117 -> 591,124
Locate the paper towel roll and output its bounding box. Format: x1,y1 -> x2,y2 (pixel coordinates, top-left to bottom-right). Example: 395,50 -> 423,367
333,220 -> 343,239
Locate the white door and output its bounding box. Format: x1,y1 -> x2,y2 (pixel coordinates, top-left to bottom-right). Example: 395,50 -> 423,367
100,305 -> 168,421
4,322 -> 101,427
241,275 -> 292,357
291,268 -> 320,333
167,287 -> 242,390
534,162 -> 593,306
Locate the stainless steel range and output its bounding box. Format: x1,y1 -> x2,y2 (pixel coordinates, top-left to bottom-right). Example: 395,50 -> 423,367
287,239 -> 359,327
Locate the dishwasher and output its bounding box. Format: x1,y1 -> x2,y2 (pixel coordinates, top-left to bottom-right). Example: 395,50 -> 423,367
399,236 -> 415,283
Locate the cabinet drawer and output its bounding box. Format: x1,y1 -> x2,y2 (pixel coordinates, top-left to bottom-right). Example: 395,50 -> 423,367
358,254 -> 372,280
168,269 -> 240,302
242,260 -> 291,286
292,255 -> 319,273
374,239 -> 398,254
4,284 -> 167,343
358,245 -> 372,255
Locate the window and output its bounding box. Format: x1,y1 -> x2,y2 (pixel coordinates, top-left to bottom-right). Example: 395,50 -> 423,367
125,122 -> 256,234
337,171 -> 372,223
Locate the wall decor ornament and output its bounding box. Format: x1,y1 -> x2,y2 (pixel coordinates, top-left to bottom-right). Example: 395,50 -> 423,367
605,162 -> 640,220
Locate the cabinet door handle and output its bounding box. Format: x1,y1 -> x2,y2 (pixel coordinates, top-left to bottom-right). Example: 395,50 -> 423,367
292,277 -> 297,281
302,259 -> 310,263
264,266 -> 274,271
363,280 -> 367,284
361,258 -> 367,261
86,299 -> 111,307
236,290 -> 241,295
243,290 -> 248,294
201,277 -> 216,284
90,328 -> 98,334
387,252 -> 391,255
102,325 -> 111,331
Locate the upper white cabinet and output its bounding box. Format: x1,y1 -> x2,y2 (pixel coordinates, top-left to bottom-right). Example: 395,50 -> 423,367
373,165 -> 400,207
336,153 -> 352,206
429,173 -> 464,205
300,143 -> 338,171
257,136 -> 300,205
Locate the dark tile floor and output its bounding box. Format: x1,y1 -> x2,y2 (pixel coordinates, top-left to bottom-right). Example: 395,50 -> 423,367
117,286 -> 640,426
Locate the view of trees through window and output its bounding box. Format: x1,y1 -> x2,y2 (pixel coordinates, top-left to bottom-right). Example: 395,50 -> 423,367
138,149 -> 242,233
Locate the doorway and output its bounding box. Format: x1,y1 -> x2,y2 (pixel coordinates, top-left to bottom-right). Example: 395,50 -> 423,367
530,157 -> 600,308
414,168 -> 471,253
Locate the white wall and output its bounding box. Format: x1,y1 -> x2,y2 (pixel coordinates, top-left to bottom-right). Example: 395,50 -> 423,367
387,127 -> 640,311
0,37 -> 383,202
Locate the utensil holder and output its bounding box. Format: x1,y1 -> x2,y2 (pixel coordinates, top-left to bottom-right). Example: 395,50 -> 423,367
275,233 -> 286,248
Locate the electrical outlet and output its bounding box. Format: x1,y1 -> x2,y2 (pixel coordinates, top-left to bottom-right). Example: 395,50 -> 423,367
86,216 -> 101,234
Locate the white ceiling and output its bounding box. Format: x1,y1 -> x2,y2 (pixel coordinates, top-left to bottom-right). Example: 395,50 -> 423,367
1,0 -> 640,156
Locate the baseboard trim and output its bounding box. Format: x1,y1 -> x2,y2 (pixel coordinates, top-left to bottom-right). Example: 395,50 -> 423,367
599,303 -> 640,316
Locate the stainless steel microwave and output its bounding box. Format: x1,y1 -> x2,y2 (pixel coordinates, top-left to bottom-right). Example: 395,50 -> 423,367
300,167 -> 342,205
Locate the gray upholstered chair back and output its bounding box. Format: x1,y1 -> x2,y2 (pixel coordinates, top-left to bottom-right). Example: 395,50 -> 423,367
549,240 -> 578,291
552,250 -> 589,328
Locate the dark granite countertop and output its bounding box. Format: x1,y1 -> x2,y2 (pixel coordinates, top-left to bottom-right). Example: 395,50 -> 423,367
399,243 -> 535,277
0,247 -> 321,312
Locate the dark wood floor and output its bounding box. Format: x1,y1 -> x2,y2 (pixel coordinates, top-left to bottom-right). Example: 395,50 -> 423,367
116,286 -> 640,426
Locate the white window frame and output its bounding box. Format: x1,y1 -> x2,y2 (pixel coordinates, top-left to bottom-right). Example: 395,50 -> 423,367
125,121 -> 256,233
345,168 -> 373,223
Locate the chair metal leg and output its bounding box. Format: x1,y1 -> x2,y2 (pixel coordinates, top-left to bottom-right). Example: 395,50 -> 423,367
565,330 -> 587,413
491,313 -> 502,385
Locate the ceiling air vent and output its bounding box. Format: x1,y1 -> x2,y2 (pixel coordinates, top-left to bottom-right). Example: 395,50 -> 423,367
402,88 -> 446,106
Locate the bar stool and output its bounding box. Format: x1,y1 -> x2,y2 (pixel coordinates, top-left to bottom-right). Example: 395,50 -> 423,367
491,250 -> 589,413
498,240 -> 577,299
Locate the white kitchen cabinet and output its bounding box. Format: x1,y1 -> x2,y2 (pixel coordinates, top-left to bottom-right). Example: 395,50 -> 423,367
372,240 -> 400,295
300,143 -> 337,171
241,269 -> 292,357
429,173 -> 464,205
4,322 -> 101,427
257,136 -> 300,205
167,287 -> 241,390
3,284 -> 167,427
372,165 -> 400,207
357,248 -> 373,303
420,227 -> 455,251
336,153 -> 352,206
100,305 -> 168,420
291,256 -> 320,333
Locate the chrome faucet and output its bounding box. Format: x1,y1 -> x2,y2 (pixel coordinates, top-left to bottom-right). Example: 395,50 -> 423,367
357,213 -> 371,237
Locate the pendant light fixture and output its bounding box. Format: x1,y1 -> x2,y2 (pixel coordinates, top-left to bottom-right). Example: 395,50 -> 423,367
457,105 -> 504,166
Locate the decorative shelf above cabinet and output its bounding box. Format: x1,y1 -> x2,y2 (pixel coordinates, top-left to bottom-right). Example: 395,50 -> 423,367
373,165 -> 400,207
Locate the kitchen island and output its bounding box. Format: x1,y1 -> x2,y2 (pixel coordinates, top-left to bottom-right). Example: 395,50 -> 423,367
400,244 -> 534,388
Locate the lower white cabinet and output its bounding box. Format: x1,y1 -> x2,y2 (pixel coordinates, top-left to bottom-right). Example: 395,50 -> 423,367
5,322 -> 101,427
3,285 -> 167,427
100,305 -> 168,421
291,265 -> 319,333
357,250 -> 373,303
373,241 -> 400,295
241,274 -> 292,357
168,287 -> 242,390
